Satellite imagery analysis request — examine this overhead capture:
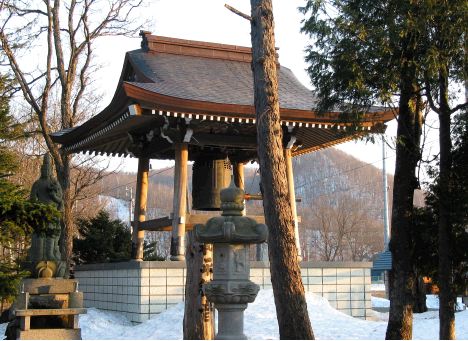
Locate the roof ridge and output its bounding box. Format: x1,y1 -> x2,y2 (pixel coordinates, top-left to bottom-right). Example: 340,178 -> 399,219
139,31 -> 279,63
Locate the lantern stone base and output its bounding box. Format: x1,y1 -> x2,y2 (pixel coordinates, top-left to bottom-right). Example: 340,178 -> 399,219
215,304 -> 248,340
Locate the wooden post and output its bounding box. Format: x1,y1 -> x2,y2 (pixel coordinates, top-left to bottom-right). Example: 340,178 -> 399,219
170,142 -> 188,261
67,315 -> 80,329
183,233 -> 214,339
284,148 -> 302,260
233,162 -> 246,215
19,316 -> 30,331
184,151 -> 214,339
132,157 -> 149,260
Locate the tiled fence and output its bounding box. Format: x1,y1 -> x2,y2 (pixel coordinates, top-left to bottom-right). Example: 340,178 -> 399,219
75,261 -> 372,323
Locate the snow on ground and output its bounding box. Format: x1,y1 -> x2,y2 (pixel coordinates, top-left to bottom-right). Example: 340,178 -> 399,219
2,289 -> 467,340
371,295 -> 440,310
371,283 -> 386,291
371,296 -> 390,308
80,304 -> 185,340
426,294 -> 439,309
371,293 -> 465,311
246,290 -> 385,340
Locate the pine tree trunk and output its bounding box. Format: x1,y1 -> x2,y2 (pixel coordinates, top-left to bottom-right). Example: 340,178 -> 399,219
437,65 -> 455,340
385,35 -> 422,339
413,274 -> 427,314
250,1 -> 314,339
183,231 -> 214,340
57,153 -> 73,278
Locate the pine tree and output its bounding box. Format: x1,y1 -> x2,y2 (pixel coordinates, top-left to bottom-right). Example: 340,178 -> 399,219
415,111 -> 468,338
301,1 -> 467,338
250,1 -> 314,338
300,1 -> 425,338
73,210 -> 131,264
0,75 -> 60,311
419,2 -> 467,337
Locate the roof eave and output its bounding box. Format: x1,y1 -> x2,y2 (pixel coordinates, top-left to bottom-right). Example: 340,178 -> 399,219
123,82 -> 395,125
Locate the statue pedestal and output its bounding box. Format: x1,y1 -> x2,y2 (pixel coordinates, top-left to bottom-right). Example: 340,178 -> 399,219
7,279 -> 87,340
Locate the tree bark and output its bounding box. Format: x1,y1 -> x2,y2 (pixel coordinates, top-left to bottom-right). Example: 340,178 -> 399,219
250,1 -> 314,339
437,65 -> 455,340
57,152 -> 73,277
183,231 -> 214,340
385,33 -> 422,339
413,274 -> 427,314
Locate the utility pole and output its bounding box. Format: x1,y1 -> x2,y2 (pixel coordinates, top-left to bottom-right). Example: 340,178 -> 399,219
381,135 -> 391,298
382,135 -> 390,249
126,186 -> 134,231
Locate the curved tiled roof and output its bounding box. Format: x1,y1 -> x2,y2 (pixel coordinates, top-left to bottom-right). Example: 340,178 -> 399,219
126,49 -> 317,110
50,35 -> 393,159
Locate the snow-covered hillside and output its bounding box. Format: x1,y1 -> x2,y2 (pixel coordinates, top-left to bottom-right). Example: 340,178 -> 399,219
98,195 -> 130,224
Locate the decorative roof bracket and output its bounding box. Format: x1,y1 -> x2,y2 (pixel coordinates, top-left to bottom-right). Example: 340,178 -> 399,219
285,126 -> 297,149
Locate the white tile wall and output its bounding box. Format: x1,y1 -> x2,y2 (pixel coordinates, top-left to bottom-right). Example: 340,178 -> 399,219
75,262 -> 372,322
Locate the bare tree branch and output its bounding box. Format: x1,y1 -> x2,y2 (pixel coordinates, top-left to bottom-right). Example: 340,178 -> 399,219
1,0 -> 147,275
224,4 -> 251,21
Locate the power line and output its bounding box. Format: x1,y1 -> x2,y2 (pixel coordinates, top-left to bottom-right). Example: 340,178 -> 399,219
295,137 -> 439,190
98,137 -> 439,197
298,178 -> 391,204
99,165 -> 175,196
295,154 -> 396,190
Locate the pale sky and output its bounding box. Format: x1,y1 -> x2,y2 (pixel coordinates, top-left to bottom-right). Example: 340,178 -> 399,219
90,0 -> 439,176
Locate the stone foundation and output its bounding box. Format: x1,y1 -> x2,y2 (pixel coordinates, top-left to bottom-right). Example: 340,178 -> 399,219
75,261 -> 372,323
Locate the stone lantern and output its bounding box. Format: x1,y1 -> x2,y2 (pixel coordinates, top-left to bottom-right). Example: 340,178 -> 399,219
195,178 -> 268,340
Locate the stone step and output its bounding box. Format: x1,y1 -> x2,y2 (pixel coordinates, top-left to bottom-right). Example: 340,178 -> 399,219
16,328 -> 81,340
15,308 -> 87,316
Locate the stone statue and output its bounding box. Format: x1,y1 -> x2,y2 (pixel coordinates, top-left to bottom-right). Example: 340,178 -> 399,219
27,154 -> 66,278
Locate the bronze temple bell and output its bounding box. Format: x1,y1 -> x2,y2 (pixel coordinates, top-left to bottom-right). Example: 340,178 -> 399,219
192,158 -> 232,211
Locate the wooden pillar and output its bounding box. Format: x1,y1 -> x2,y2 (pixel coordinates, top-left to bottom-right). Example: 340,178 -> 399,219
132,157 -> 149,260
284,148 -> 302,260
183,233 -> 214,339
170,142 -> 188,261
184,151 -> 214,338
233,162 -> 245,215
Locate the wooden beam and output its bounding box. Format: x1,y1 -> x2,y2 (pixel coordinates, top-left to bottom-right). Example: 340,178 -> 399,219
138,216 -> 172,231
132,157 -> 149,260
245,193 -> 302,202
139,213 -> 300,232
15,308 -> 87,316
192,133 -> 257,149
